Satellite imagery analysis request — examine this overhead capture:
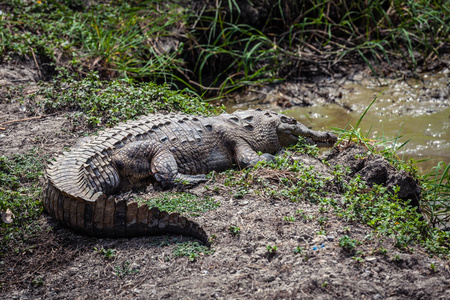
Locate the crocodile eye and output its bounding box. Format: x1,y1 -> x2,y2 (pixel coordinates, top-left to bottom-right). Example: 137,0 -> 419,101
281,116 -> 296,124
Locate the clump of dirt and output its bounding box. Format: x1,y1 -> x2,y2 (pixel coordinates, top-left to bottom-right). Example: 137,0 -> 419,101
1,75 -> 449,299
326,143 -> 422,209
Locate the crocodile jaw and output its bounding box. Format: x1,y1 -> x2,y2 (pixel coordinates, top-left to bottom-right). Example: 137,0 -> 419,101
294,122 -> 337,147
303,135 -> 337,147
279,121 -> 337,148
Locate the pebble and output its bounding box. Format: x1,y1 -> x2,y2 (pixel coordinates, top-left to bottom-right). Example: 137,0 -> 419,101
366,257 -> 377,263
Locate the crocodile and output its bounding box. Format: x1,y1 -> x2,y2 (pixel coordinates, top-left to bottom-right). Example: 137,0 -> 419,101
43,109 -> 337,245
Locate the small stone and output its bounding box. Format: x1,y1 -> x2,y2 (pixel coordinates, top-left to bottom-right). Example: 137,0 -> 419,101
326,235 -> 335,241
366,257 -> 377,263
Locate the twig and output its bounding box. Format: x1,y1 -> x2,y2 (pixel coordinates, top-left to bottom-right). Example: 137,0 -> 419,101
0,114 -> 55,127
0,127 -> 5,130
30,47 -> 42,78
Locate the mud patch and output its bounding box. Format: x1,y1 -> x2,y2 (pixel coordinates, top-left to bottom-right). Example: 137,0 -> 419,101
0,100 -> 82,157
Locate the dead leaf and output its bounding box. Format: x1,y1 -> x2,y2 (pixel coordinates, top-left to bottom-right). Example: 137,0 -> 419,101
1,208 -> 14,223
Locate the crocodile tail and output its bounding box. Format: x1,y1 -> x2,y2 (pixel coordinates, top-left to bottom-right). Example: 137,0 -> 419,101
43,178 -> 210,246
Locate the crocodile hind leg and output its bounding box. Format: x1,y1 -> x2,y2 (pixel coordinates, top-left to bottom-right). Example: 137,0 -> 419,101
112,141 -> 207,190
150,148 -> 207,189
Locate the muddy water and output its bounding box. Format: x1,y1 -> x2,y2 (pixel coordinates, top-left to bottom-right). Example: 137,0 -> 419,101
225,68 -> 449,174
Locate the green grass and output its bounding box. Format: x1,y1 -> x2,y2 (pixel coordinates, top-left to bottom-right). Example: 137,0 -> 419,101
0,150 -> 46,257
421,161 -> 450,229
1,0 -> 447,93
29,69 -> 223,127
137,192 -> 220,217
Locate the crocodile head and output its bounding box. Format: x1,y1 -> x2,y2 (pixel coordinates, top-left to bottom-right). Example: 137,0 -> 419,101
276,114 -> 337,147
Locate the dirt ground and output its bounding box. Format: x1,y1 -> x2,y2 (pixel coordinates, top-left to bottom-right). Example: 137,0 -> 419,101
1,65 -> 449,299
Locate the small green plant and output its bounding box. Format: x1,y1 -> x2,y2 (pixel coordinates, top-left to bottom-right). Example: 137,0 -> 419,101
318,205 -> 328,213
229,226 -> 241,236
377,247 -> 388,256
317,229 -> 327,236
266,245 -> 278,253
296,210 -> 315,222
317,216 -> 328,225
352,257 -> 364,263
173,242 -> 214,262
294,246 -> 304,255
321,281 -> 329,288
429,263 -> 437,273
114,261 -> 140,278
283,216 -> 296,222
31,277 -> 44,287
288,137 -> 320,157
339,235 -> 359,252
233,188 -> 248,199
94,247 -> 116,259
392,254 -> 403,262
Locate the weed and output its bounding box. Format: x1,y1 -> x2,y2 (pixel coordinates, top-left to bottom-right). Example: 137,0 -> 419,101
288,138 -> 320,158
339,235 -> 359,252
317,216 -> 328,225
352,257 -> 364,263
296,210 -> 315,222
114,261 -> 139,278
94,247 -> 116,259
392,254 -> 403,262
172,242 -> 214,262
294,246 -> 304,255
377,247 -> 388,256
429,263 -> 437,273
31,277 -> 44,287
317,229 -> 327,236
229,226 -> 240,236
283,216 -> 296,222
266,245 -> 278,253
233,188 -> 248,199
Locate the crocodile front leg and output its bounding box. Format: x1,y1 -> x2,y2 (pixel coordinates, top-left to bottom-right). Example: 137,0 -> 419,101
234,140 -> 276,169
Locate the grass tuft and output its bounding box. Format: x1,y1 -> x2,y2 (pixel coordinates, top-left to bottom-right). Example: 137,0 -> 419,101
137,192 -> 220,217
0,150 -> 46,257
